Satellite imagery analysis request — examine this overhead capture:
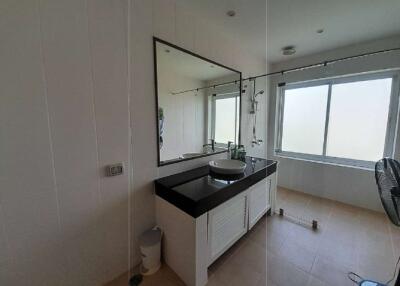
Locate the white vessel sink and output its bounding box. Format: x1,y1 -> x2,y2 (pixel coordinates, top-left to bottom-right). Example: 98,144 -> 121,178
209,159 -> 247,175
181,153 -> 203,159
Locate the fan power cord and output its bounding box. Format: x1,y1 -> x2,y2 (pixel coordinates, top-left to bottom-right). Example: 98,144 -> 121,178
348,272 -> 364,285
348,255 -> 400,286
386,255 -> 400,285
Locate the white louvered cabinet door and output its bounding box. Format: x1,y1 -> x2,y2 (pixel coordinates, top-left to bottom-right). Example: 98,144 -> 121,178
207,192 -> 248,265
248,178 -> 269,230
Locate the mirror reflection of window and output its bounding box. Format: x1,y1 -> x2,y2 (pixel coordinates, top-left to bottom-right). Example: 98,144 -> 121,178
213,94 -> 239,145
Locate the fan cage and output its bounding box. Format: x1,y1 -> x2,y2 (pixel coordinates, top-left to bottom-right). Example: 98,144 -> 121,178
375,158 -> 400,227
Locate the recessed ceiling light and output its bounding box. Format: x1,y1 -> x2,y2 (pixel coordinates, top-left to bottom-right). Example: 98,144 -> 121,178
316,29 -> 324,34
282,46 -> 296,56
227,10 -> 236,17
165,49 -> 170,53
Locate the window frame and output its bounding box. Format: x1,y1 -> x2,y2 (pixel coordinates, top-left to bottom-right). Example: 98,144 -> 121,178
275,70 -> 400,169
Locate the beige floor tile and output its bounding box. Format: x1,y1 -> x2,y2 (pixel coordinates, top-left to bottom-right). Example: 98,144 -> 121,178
311,256 -> 354,286
268,252 -> 310,286
231,239 -> 266,274
317,238 -> 357,269
389,223 -> 400,238
277,235 -> 317,272
357,208 -> 391,235
255,272 -> 266,286
267,215 -> 293,236
391,236 -> 400,257
306,275 -> 328,286
286,222 -> 323,252
356,230 -> 394,259
205,274 -> 228,286
211,255 -> 262,286
322,222 -> 359,246
246,216 -> 267,248
248,223 -> 267,249
357,251 -> 398,283
104,271 -> 129,286
107,188 -> 397,286
104,264 -> 185,286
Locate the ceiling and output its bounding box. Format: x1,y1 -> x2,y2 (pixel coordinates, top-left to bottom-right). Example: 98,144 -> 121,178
177,0 -> 400,63
156,42 -> 238,81
176,0 -> 266,62
267,0 -> 400,63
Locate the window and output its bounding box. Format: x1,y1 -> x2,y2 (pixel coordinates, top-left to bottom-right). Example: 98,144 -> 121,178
281,85 -> 328,154
212,93 -> 240,144
276,72 -> 399,168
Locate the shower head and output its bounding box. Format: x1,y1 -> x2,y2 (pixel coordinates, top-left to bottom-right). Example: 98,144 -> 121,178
254,90 -> 264,97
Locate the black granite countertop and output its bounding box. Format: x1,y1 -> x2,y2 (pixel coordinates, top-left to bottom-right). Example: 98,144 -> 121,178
155,157 -> 277,218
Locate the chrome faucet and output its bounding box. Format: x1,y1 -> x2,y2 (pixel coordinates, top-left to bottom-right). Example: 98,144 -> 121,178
227,141 -> 234,159
203,139 -> 215,152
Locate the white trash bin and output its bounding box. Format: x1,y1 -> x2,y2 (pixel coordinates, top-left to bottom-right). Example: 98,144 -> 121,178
139,227 -> 162,275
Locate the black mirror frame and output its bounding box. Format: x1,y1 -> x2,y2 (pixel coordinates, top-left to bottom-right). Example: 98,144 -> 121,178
153,37 -> 242,167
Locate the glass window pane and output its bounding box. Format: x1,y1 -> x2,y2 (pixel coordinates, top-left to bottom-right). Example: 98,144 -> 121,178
326,78 -> 392,161
281,85 -> 329,154
215,97 -> 236,143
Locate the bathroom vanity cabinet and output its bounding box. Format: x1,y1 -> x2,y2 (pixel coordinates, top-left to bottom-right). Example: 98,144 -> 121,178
155,157 -> 277,286
207,175 -> 275,265
207,190 -> 248,265
248,175 -> 275,229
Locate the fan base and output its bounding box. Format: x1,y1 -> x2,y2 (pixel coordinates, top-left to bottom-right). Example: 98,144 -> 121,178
359,280 -> 386,286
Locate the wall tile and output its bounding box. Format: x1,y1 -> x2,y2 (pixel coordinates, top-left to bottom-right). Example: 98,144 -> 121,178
0,204 -> 9,264
194,17 -> 211,58
87,0 -> 130,167
0,177 -> 61,263
86,1 -> 130,278
3,246 -> 65,286
39,0 -> 99,186
57,179 -> 100,239
0,1 -> 268,285
0,3 -> 63,285
153,0 -> 176,42
99,194 -> 129,279
62,225 -> 107,286
175,5 -> 195,51
130,0 -> 158,265
0,0 -> 54,190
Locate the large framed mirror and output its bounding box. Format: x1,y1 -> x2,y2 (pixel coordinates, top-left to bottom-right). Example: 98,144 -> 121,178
154,38 -> 242,166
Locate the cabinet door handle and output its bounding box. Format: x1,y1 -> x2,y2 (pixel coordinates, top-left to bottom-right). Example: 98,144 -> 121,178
268,179 -> 271,204
206,213 -> 209,243
243,196 -> 247,228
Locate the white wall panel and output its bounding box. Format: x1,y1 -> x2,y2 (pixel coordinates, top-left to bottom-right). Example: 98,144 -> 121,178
87,0 -> 130,278
194,17 -> 212,59
130,0 -> 158,266
0,0 -> 132,284
0,0 -> 54,190
0,1 -> 62,285
40,0 -> 99,186
153,0 -> 176,42
175,5 -> 195,51
0,0 -> 267,284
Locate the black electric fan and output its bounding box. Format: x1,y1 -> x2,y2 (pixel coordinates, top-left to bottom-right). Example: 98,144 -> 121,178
349,158 -> 400,285
358,158 -> 400,286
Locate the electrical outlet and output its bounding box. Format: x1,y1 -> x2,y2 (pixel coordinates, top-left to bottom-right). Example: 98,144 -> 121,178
106,163 -> 124,177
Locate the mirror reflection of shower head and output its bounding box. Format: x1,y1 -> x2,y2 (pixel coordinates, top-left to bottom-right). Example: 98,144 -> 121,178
254,90 -> 264,98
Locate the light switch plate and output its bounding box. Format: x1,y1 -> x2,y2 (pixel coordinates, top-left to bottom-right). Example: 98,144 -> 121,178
106,163 -> 124,177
